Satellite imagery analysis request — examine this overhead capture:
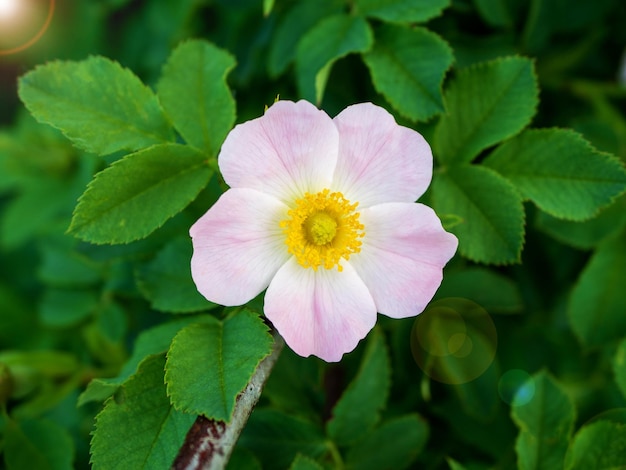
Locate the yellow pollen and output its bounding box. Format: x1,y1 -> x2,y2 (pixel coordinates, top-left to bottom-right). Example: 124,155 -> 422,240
305,212 -> 337,245
280,189 -> 364,271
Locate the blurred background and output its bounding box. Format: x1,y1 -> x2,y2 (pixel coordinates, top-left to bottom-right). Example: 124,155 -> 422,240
1,0 -> 626,469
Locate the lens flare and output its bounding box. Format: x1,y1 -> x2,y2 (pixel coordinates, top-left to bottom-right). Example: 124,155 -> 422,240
0,0 -> 20,17
411,298 -> 497,385
0,0 -> 54,55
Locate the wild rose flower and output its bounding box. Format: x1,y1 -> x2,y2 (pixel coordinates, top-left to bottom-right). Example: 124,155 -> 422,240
190,100 -> 458,362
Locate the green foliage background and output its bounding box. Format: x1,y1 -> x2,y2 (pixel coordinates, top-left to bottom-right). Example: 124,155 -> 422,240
1,0 -> 626,468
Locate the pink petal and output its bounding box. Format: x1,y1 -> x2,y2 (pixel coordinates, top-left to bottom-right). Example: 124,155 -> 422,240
190,188 -> 290,306
219,100 -> 338,202
264,258 -> 377,362
332,103 -> 432,208
350,203 -> 458,319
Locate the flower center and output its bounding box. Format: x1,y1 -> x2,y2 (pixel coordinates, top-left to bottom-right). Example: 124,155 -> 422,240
304,212 -> 337,245
280,189 -> 364,271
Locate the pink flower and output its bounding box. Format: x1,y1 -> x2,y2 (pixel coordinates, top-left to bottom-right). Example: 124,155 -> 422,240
190,100 -> 458,362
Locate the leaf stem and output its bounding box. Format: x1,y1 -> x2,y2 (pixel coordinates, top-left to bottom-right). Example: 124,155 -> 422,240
171,330 -> 284,470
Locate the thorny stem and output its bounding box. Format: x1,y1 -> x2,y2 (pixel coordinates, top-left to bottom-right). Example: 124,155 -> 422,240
171,331 -> 284,470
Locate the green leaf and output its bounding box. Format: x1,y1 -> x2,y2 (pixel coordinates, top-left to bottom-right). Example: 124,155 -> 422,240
78,315 -> 212,406
3,418 -> 74,470
446,458 -> 468,470
535,194 -> 626,249
136,237 -> 214,313
568,233 -> 626,348
157,40 -> 236,158
226,448 -> 262,470
290,454 -> 324,470
453,361 -> 500,419
268,0 -> 343,77
564,420 -> 626,470
472,0 -> 514,28
0,179 -> 79,249
434,56 -> 539,164
435,267 -> 523,313
238,409 -> 327,469
38,241 -> 102,287
165,310 -> 273,421
484,129 -> 626,221
614,338 -> 626,401
432,165 -> 525,264
511,371 -> 576,470
362,25 -> 453,122
326,328 -> 390,446
355,0 -> 450,23
39,288 -> 99,327
68,143 -> 211,244
296,14 -> 373,103
18,57 -> 173,155
90,354 -> 195,470
345,414 -> 429,470
411,298 -> 498,386
263,0 -> 274,16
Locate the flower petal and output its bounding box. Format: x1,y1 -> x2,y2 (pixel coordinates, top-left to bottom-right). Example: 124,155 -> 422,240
350,203 -> 458,319
219,100 -> 338,202
264,258 -> 377,362
190,188 -> 290,306
332,103 -> 432,208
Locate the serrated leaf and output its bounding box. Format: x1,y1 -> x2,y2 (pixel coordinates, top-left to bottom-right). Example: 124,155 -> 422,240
69,143 -> 211,244
484,129 -> 626,221
345,414 -> 428,470
434,56 -> 538,164
165,310 -> 273,421
432,165 -> 525,264
435,267 -> 523,313
564,420 -> 626,470
613,338 -> 626,401
238,410 -> 327,469
355,0 -> 450,23
90,354 -> 195,470
18,57 -> 173,155
268,0 -> 343,77
511,371 -> 576,470
290,454 -> 324,470
78,315 -> 213,406
157,40 -> 236,157
296,14 -> 373,103
362,25 -> 453,122
136,237 -> 214,313
535,194 -> 626,249
568,233 -> 626,348
3,418 -> 74,470
326,328 -> 390,446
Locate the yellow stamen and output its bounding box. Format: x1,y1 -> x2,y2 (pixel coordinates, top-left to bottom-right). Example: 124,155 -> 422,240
280,189 -> 364,271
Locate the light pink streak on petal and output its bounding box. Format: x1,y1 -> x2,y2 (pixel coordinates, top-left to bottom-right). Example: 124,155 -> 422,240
350,203 -> 458,319
264,258 -> 377,362
190,188 -> 290,306
219,100 -> 338,202
332,103 -> 433,208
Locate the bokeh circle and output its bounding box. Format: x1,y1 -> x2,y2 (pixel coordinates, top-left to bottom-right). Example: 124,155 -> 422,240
0,0 -> 54,55
411,297 -> 498,384
498,369 -> 536,406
